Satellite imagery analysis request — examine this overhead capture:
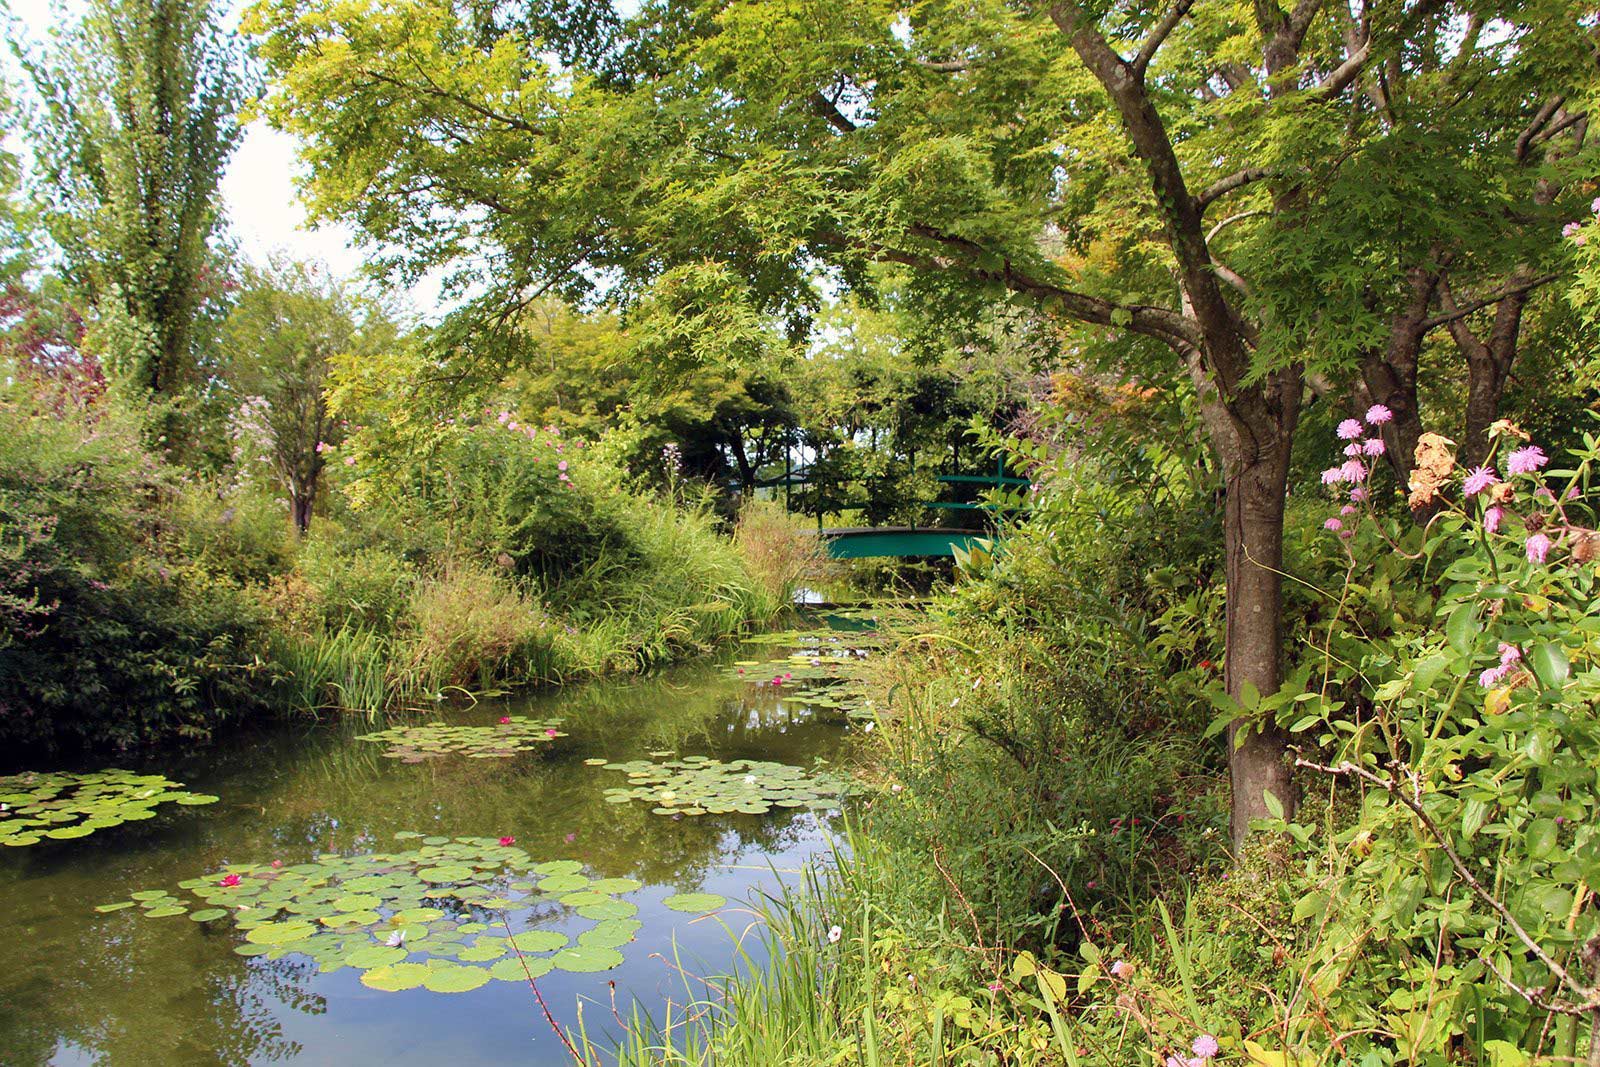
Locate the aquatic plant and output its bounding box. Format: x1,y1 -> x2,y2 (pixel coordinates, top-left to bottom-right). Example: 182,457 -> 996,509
0,770 -> 218,846
96,835 -> 651,991
599,756 -> 850,816
354,716 -> 566,761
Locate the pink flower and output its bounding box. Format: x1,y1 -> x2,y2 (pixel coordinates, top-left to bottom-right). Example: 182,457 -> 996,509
1339,528 -> 1354,540
315,441 -> 330,453
1110,960 -> 1134,978
1592,196 -> 1600,214
498,836 -> 516,846
545,728 -> 558,737
1498,643 -> 1521,666
987,979 -> 1003,991
564,832 -> 576,843
1343,442 -> 1363,458
1362,438 -> 1385,457
558,460 -> 568,472
498,716 -> 511,725
344,456 -> 356,466
1337,418 -> 1364,440
1340,459 -> 1366,483
270,859 -> 283,869
1462,466 -> 1499,496
1193,1035 -> 1221,1060
1323,518 -> 1343,532
1484,505 -> 1504,534
1527,532 -> 1552,564
219,874 -> 241,888
1479,664 -> 1509,688
1506,446 -> 1548,475
497,411 -> 511,424
1365,405 -> 1393,425
558,473 -> 570,483
1339,505 -> 1356,515
1566,221 -> 1586,239
1321,466 -> 1346,485
1349,486 -> 1369,502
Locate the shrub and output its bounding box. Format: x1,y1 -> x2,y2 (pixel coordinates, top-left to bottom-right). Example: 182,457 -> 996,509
398,565 -> 562,692
732,498 -> 833,605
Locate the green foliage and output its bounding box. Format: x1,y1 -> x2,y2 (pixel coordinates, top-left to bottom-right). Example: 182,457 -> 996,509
0,396 -> 273,755
13,0 -> 247,447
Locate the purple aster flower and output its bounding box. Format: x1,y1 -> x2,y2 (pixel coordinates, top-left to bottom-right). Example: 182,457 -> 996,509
1506,446 -> 1548,475
1365,405 -> 1393,425
1527,532 -> 1552,564
1337,418 -> 1364,440
1462,466 -> 1499,496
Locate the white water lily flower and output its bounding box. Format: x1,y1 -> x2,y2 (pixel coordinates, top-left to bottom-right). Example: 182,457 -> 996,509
863,722 -> 875,733
385,930 -> 406,947
743,775 -> 757,785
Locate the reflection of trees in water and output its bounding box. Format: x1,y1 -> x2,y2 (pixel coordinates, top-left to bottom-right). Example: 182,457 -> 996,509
0,880 -> 316,1066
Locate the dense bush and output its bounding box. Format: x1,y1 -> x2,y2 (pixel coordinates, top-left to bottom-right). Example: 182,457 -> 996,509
0,399 -> 274,757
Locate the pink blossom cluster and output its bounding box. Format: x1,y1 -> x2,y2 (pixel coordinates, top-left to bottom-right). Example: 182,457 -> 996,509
1479,643 -> 1522,689
1320,405 -> 1392,538
1564,198 -> 1600,245
1165,1035 -> 1221,1067
488,410 -> 583,487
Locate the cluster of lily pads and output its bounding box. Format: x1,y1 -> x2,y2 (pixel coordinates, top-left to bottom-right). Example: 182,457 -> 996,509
0,770 -> 217,847
723,627 -> 883,720
601,756 -> 851,816
95,834 -> 726,992
355,716 -> 567,761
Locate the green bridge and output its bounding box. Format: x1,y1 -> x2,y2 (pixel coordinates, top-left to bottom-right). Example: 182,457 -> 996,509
761,457 -> 1028,560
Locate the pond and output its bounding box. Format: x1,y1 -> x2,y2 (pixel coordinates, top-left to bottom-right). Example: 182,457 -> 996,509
0,620 -> 878,1067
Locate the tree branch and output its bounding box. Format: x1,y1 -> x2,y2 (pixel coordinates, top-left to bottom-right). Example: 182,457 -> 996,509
1197,168 -> 1270,209
1421,272 -> 1560,332
1514,95 -> 1566,163
1134,0 -> 1197,76
809,91 -> 858,133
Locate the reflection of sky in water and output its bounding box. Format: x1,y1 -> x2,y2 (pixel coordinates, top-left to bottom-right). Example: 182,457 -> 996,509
0,645 -> 856,1067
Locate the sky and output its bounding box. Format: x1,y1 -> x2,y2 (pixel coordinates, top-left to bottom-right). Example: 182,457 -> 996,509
5,0 -> 447,317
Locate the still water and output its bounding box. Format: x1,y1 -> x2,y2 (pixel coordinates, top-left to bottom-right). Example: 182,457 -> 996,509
0,633 -> 862,1066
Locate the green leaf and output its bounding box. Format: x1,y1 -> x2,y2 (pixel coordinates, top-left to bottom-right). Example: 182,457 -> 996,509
1445,604 -> 1478,654
1528,643 -> 1570,690
662,892 -> 727,914
1526,818 -> 1558,860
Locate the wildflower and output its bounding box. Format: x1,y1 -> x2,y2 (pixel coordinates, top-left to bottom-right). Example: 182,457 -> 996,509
987,980 -> 1003,992
1506,446 -> 1548,475
1198,659 -> 1212,670
1593,197 -> 1600,214
558,473 -> 570,483
558,460 -> 568,472
1339,528 -> 1354,540
827,925 -> 842,944
315,441 -> 330,453
270,860 -> 283,869
1337,418 -> 1364,440
1498,643 -> 1521,666
1340,505 -> 1356,516
1479,664 -> 1509,688
1365,404 -> 1393,425
1321,466 -> 1346,485
1462,466 -> 1499,496
1484,505 -> 1504,534
1193,1035 -> 1221,1060
498,836 -> 516,846
565,833 -> 577,843
1350,486 -> 1369,502
1110,960 -> 1134,978
890,783 -> 903,793
219,874 -> 241,888
863,722 -> 875,733
1340,459 -> 1366,482
344,456 -> 356,466
1565,221 -> 1586,240
1527,532 -> 1552,564
1323,518 -> 1343,532
1362,438 -> 1385,457
1343,442 -> 1363,458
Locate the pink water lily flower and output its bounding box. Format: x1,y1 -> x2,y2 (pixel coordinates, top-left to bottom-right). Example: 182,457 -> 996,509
545,728 -> 558,737
219,874 -> 241,888
498,716 -> 511,725
498,836 -> 516,846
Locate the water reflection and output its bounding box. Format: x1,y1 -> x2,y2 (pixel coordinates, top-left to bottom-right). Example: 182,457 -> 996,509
0,642 -> 860,1066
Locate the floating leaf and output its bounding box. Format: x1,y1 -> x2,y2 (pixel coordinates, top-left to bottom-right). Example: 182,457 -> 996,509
422,964 -> 492,993
189,908 -> 228,922
589,878 -> 643,895
579,919 -> 642,950
551,946 -> 625,973
246,921 -> 318,945
0,769 -> 218,847
663,893 -> 728,915
576,900 -> 639,921
356,717 -> 566,761
488,956 -> 552,982
598,757 -> 850,817
346,945 -> 409,969
95,901 -> 136,913
509,929 -> 568,953
361,963 -> 432,991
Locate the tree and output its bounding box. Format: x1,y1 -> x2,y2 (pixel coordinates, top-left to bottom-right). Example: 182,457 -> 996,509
248,0 -> 1597,849
225,258 -> 383,533
13,0 -> 246,438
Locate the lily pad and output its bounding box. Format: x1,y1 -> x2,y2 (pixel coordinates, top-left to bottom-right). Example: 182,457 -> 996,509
550,946 -> 625,973
579,919 -> 642,950
599,756 -> 850,817
488,956 -> 553,982
663,893 -> 728,915
356,716 -> 566,761
0,769 -> 217,847
422,964 -> 492,993
361,963 -> 432,991
509,929 -> 568,952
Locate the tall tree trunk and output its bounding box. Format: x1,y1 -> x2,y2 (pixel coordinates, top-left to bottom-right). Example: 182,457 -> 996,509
1222,446 -> 1296,851
290,478 -> 316,535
